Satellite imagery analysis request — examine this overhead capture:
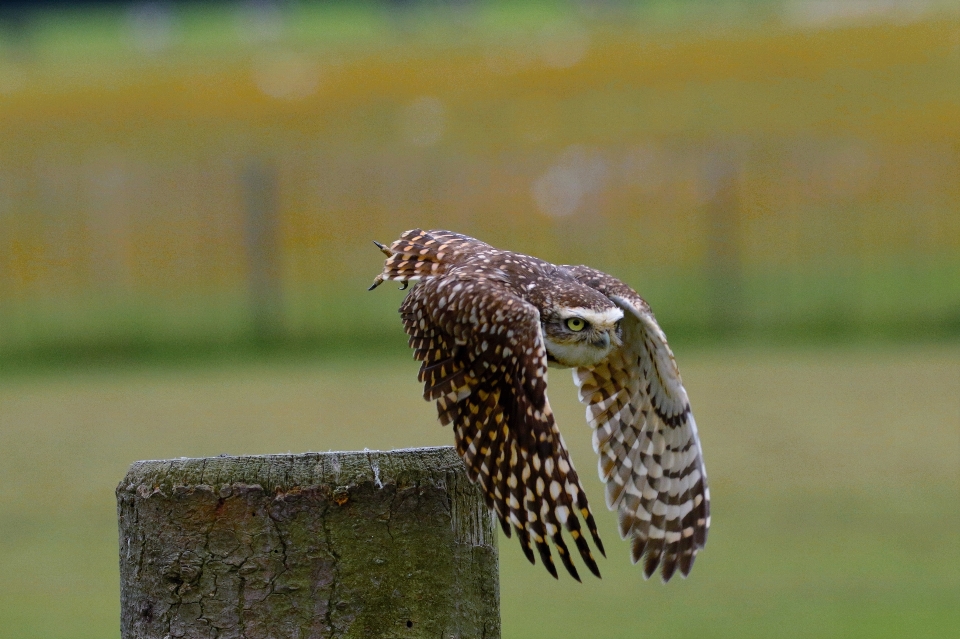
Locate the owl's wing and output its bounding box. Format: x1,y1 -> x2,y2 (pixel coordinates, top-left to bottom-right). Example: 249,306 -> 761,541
566,266 -> 710,581
369,228 -> 493,290
400,272 -> 605,581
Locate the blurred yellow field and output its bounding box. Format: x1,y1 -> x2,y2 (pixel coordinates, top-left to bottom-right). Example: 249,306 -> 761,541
2,6 -> 959,353
2,346 -> 957,638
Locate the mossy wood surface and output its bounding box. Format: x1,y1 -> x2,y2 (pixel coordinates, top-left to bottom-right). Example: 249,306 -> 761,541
116,447 -> 500,639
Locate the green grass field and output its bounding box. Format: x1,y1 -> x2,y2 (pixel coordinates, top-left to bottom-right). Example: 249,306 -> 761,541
2,346 -> 957,638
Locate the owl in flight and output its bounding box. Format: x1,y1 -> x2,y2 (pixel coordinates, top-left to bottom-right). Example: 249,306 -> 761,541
370,229 -> 709,582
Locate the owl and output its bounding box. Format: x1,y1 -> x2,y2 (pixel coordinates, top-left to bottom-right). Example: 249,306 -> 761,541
370,229 -> 709,582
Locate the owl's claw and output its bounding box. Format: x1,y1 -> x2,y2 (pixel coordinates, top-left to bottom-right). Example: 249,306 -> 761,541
398,281 -> 408,290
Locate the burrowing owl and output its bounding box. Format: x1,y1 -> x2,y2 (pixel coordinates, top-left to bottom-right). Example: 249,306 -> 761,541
370,229 -> 709,582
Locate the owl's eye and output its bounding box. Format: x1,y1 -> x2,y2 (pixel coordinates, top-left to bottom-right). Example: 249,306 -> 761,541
565,317 -> 587,332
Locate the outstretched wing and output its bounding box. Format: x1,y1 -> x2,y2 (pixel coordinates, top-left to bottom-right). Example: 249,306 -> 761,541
400,271 -> 605,580
566,266 -> 710,582
369,229 -> 492,290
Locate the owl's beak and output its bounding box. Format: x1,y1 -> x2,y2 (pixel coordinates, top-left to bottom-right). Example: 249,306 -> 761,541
593,326 -> 621,351
592,332 -> 611,350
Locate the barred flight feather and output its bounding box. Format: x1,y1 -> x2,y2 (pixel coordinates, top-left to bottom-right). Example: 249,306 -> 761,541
568,267 -> 710,581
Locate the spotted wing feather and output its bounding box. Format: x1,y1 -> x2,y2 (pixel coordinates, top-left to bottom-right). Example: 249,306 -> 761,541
566,266 -> 711,581
369,229 -> 491,290
400,272 -> 604,580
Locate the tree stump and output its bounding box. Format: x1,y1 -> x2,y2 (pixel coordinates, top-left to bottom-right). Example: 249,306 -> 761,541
116,447 -> 500,639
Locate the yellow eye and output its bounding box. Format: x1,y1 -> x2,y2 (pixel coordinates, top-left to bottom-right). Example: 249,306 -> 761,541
565,317 -> 587,332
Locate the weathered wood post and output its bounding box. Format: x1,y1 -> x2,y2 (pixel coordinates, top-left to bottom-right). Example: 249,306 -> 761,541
117,447 -> 500,639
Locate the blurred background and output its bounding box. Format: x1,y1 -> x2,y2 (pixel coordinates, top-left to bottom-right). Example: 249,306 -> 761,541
0,0 -> 958,637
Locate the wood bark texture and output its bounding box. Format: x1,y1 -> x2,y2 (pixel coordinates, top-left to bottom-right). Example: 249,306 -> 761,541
117,447 -> 500,639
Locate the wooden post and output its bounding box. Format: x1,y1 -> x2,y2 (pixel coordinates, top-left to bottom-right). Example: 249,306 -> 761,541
242,160 -> 283,341
701,144 -> 744,336
116,447 -> 500,639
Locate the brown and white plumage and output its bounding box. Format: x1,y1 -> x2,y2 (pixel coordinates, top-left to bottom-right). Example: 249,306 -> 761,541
370,229 -> 709,582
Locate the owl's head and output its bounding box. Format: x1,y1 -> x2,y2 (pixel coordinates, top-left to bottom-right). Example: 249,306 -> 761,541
542,304 -> 623,368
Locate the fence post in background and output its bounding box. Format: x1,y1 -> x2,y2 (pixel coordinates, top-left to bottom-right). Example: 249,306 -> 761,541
701,144 -> 744,336
242,160 -> 284,342
117,447 -> 500,639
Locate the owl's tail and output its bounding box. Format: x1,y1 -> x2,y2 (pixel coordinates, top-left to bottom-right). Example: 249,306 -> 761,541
368,228 -> 479,290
